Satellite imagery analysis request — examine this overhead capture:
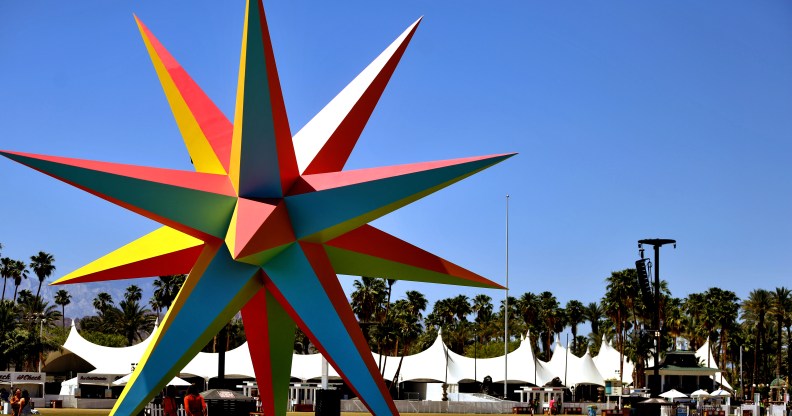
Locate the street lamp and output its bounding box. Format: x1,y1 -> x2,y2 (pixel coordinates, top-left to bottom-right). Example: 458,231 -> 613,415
474,330 -> 478,384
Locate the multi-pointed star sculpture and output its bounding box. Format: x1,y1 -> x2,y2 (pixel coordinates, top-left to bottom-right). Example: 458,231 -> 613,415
1,1 -> 513,415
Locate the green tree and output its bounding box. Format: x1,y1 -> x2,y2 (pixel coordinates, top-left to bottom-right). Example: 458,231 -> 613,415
538,291 -> 562,360
742,289 -> 772,391
602,269 -> 638,386
0,258 -> 13,301
771,287 -> 791,378
350,277 -> 387,347
566,299 -> 585,353
54,289 -> 72,330
703,288 -> 739,371
29,251 -> 55,305
93,292 -> 114,313
152,274 -> 187,318
116,286 -> 155,346
10,260 -> 28,303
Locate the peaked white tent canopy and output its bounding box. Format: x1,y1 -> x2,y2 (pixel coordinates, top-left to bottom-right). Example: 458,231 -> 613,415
592,336 -> 634,385
59,323 -> 636,390
695,340 -> 734,391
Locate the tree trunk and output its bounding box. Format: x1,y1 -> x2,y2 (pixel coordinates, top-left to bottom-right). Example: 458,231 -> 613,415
391,340 -> 409,396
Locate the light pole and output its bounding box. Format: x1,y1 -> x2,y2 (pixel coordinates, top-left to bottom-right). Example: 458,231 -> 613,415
474,330 -> 478,384
38,317 -> 43,372
504,194 -> 509,399
637,238 -> 675,397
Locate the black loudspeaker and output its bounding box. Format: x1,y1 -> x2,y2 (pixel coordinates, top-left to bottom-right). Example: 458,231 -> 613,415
635,259 -> 654,310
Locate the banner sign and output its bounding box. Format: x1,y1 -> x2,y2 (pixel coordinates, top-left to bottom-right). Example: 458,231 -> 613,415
0,372 -> 46,384
77,373 -> 125,385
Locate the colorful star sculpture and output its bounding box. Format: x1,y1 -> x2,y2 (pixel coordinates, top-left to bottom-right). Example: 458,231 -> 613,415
1,1 -> 513,415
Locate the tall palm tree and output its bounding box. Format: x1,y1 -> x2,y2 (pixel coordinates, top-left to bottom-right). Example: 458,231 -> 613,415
93,292 -> 114,313
0,257 -> 12,301
771,287 -> 791,377
116,297 -> 155,346
152,274 -> 187,318
54,289 -> 72,330
390,293 -> 426,392
703,288 -> 739,370
350,277 -> 387,323
565,299 -> 585,353
29,251 -> 55,306
125,285 -> 143,303
517,292 -> 540,344
742,289 -> 772,392
683,293 -> 707,349
538,291 -> 561,360
584,302 -> 603,338
11,260 -> 29,303
603,270 -> 636,386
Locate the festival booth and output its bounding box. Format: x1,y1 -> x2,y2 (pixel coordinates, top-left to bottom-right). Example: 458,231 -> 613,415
0,372 -> 46,408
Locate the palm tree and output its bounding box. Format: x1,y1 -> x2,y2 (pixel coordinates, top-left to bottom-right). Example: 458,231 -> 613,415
565,299 -> 585,353
584,302 -> 603,338
516,292 -> 540,345
54,289 -> 72,329
390,292 -> 426,393
538,291 -> 561,359
771,287 -> 791,377
350,277 -> 387,347
351,277 -> 387,323
683,293 -> 707,349
29,251 -> 55,305
11,260 -> 29,303
152,275 -> 186,318
116,297 -> 155,346
93,292 -> 114,313
125,285 -> 143,303
603,270 -> 635,387
742,289 -> 772,393
703,288 -> 739,370
0,258 -> 12,301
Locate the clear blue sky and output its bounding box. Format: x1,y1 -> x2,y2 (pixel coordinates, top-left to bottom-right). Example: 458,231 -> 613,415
1,1 -> 790,324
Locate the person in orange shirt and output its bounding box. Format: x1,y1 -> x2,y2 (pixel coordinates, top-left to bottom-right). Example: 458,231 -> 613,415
163,385 -> 179,416
184,384 -> 206,416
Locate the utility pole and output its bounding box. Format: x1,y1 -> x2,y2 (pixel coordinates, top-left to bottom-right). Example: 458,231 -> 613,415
638,238 -> 675,397
504,194 -> 510,399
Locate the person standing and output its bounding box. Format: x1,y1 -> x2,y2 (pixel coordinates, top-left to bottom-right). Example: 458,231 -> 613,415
549,397 -> 556,415
18,390 -> 31,415
163,385 -> 179,416
184,384 -> 206,416
9,389 -> 21,416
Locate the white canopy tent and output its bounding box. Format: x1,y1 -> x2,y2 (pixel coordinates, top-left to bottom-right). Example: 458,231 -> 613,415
59,323 -> 645,395
695,340 -> 734,392
592,335 -> 635,386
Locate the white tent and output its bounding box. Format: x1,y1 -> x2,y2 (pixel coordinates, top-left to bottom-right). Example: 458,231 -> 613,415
660,389 -> 689,400
63,321 -> 154,375
695,340 -> 734,392
57,323 -> 645,393
592,336 -> 634,385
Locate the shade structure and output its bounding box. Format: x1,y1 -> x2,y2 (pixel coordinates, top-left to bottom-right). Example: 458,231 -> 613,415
113,373 -> 190,387
659,389 -> 688,400
690,389 -> 710,398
